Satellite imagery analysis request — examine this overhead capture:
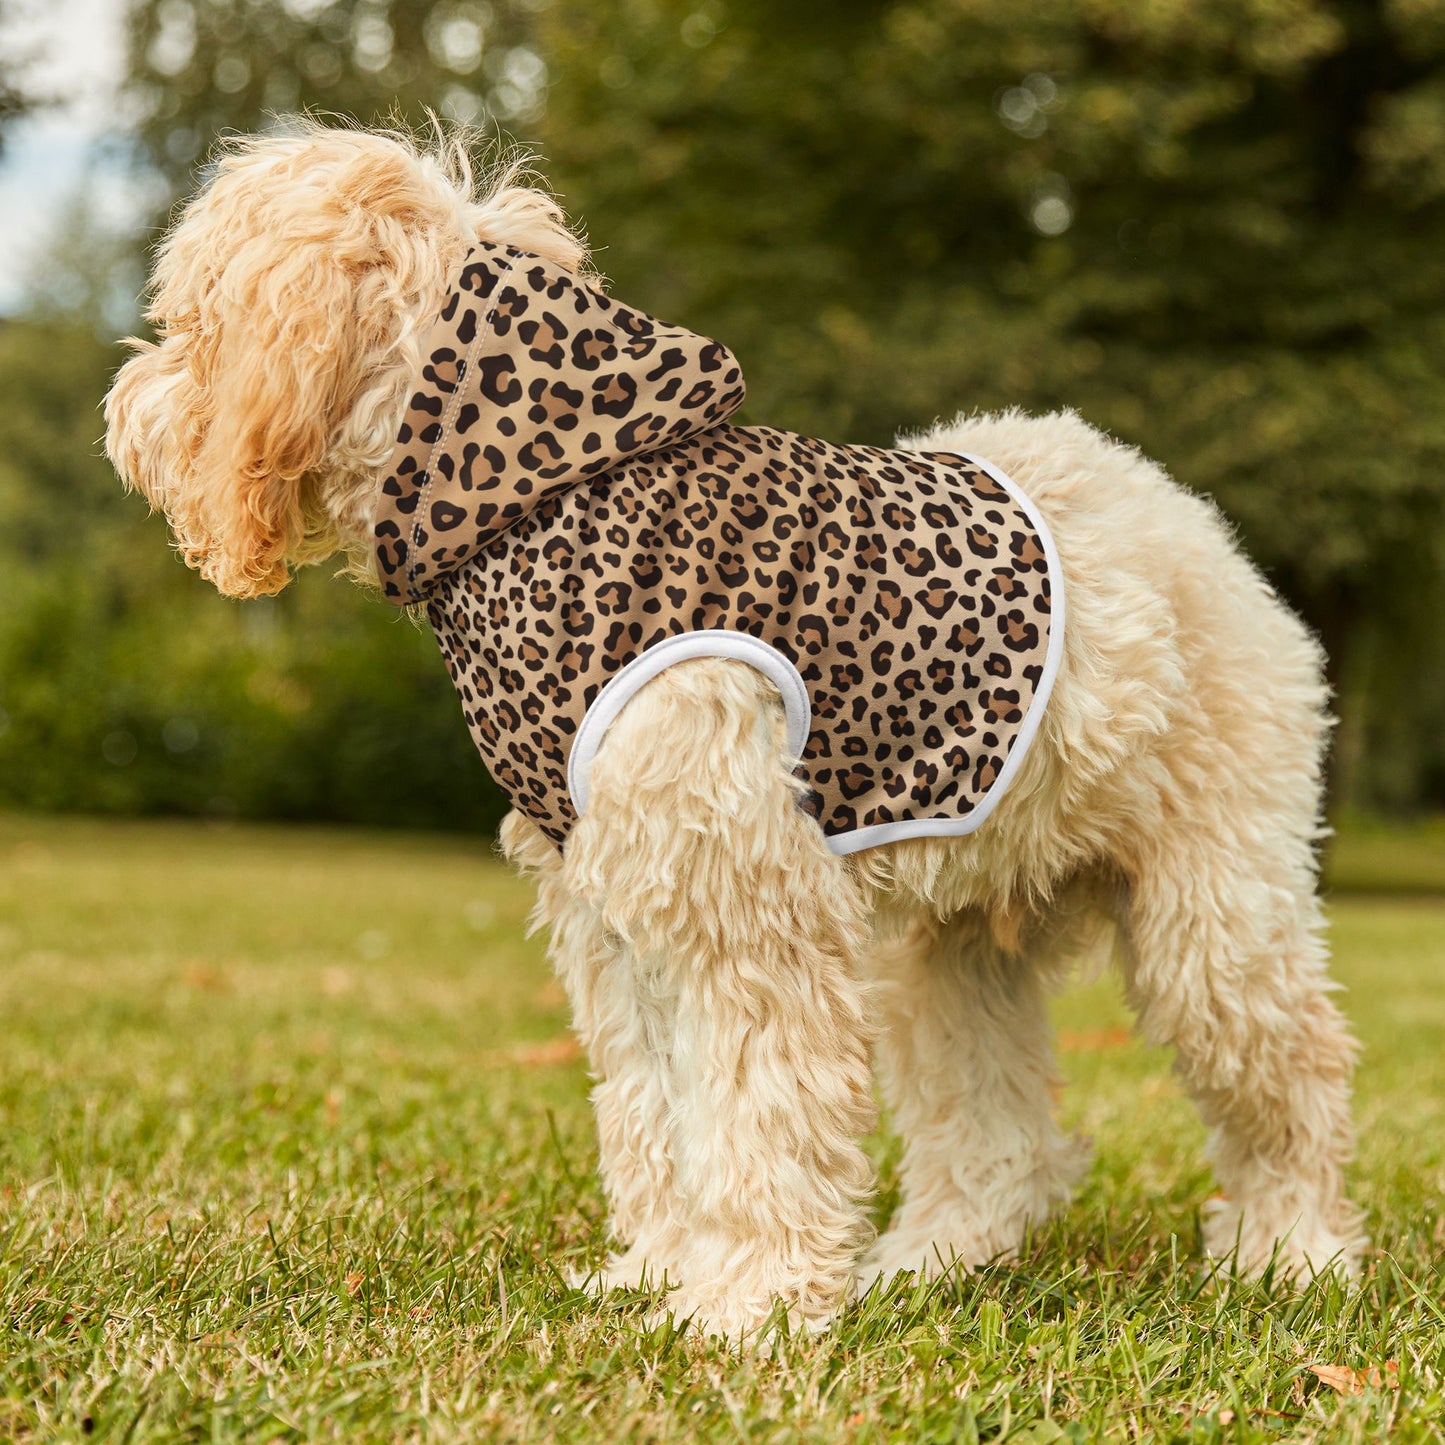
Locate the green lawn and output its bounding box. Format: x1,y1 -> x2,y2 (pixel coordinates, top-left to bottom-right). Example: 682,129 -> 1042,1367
2,813 -> 1443,1443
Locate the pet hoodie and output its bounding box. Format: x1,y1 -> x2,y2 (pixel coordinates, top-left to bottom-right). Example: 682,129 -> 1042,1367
374,242 -> 1064,855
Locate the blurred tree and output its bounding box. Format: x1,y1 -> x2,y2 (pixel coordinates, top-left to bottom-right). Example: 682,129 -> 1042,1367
9,0 -> 1437,824
0,0 -> 38,152
535,0 -> 1445,808
0,316 -> 507,832
122,0 -> 545,194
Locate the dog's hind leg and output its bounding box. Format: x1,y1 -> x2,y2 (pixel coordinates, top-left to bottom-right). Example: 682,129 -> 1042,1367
859,908 -> 1089,1289
1105,570 -> 1365,1279
562,658 -> 878,1342
1119,825 -> 1365,1280
1103,592 -> 1365,1282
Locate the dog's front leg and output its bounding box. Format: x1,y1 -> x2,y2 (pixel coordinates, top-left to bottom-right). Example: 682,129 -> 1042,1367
502,809 -> 686,1290
563,658 -> 878,1344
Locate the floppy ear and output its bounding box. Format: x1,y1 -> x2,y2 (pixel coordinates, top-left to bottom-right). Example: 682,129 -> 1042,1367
105,334 -> 192,520
104,243 -> 346,600
177,241 -> 352,598
105,125 -> 592,599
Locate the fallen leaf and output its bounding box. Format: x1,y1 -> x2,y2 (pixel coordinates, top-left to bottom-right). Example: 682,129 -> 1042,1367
181,962 -> 229,992
1057,1027 -> 1133,1052
344,1273 -> 364,1296
534,980 -> 567,1009
500,1037 -> 584,1068
1309,1361 -> 1399,1395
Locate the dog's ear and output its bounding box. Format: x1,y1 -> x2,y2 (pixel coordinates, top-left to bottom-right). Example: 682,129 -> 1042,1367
105,134 -> 411,600
105,247 -> 343,600
180,241 -> 350,598
105,126 -> 590,599
106,333 -> 194,534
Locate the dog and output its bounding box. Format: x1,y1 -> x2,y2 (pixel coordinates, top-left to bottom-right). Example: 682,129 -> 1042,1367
105,122 -> 1365,1342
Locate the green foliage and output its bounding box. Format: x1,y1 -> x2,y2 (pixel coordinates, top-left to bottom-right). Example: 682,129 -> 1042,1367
1326,810 -> 1445,893
2,813 -> 1444,1440
124,0 -> 541,192
535,0 -> 1445,810
0,317 -> 507,832
0,568 -> 508,831
3,0 -> 1444,823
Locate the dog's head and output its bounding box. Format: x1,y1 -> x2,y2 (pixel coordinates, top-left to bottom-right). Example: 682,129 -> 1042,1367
104,122 -> 585,598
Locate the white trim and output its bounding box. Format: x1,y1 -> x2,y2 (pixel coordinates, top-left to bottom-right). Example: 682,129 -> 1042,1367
565,452 -> 1065,857
567,631 -> 813,819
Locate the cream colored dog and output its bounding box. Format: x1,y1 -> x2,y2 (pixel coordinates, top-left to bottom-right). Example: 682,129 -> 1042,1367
105,123 -> 1364,1342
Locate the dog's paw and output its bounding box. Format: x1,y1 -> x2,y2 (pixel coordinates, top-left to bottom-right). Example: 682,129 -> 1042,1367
856,1234 -> 994,1296
1202,1196 -> 1367,1283
645,1287 -> 836,1350
570,1245 -> 675,1296
860,1132 -> 1093,1295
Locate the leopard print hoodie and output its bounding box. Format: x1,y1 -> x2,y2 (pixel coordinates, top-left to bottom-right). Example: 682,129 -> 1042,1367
374,242 -> 1063,855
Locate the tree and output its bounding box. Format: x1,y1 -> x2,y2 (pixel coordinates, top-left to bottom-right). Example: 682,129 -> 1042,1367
122,0 -> 543,196
0,0 -> 38,154
534,0 -> 1445,807
29,0 -> 1445,816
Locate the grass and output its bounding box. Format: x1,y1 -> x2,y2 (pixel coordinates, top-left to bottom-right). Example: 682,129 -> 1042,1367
1,812 -> 1443,1443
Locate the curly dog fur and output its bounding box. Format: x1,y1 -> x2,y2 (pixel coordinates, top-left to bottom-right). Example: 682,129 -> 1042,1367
105,122 -> 1365,1343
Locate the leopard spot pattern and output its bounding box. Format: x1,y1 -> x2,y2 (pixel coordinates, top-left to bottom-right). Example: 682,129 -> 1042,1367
373,243 -> 1057,853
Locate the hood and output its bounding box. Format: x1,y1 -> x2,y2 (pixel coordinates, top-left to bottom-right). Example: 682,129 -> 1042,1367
374,242 -> 746,604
